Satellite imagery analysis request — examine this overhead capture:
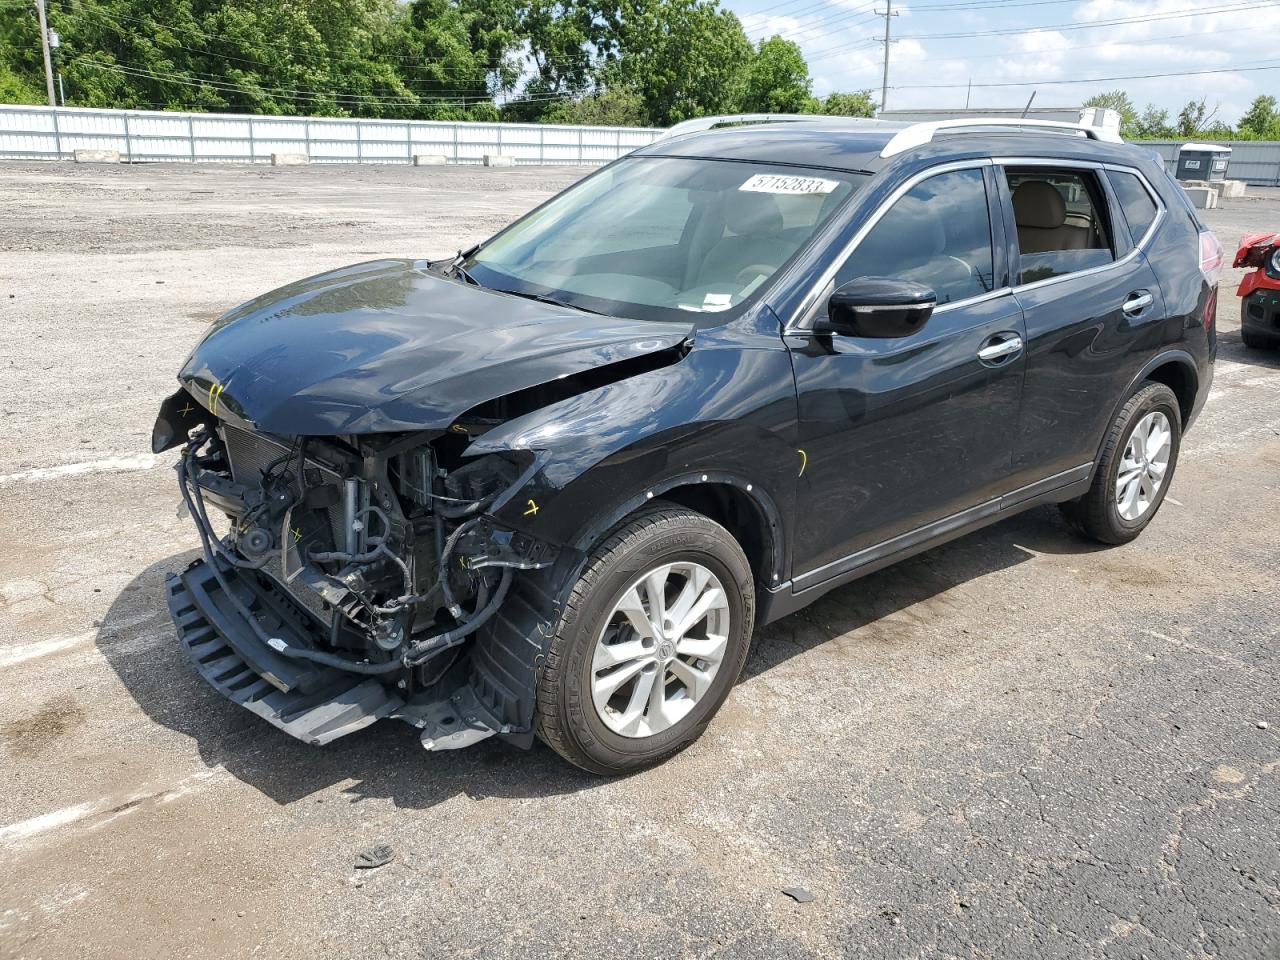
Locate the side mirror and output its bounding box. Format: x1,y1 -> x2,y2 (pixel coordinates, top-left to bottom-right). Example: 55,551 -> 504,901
817,277 -> 936,338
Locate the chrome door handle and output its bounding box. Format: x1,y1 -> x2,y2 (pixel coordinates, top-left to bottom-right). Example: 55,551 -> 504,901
977,335 -> 1023,362
1122,292 -> 1154,314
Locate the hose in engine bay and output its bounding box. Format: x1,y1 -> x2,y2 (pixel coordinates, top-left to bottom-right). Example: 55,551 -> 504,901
179,432 -> 520,677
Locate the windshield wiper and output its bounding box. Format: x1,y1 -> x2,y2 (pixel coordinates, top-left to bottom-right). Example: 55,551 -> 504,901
443,246 -> 481,286
499,289 -> 605,316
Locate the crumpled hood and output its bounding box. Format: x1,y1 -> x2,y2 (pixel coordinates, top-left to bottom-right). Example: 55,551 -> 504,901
179,259 -> 694,435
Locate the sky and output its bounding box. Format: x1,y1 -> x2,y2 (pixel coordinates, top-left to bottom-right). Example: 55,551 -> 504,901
728,0 -> 1280,126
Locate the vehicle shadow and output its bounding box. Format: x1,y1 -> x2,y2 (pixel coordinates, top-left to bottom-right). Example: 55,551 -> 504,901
1219,330 -> 1280,368
96,504 -> 1096,809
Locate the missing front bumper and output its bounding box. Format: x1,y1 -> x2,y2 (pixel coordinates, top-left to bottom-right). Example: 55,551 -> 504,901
165,557 -> 507,749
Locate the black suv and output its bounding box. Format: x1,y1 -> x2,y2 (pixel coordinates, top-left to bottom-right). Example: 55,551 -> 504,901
154,116 -> 1219,774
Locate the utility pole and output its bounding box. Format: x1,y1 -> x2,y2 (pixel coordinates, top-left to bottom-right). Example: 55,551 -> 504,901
875,0 -> 898,115
34,0 -> 56,107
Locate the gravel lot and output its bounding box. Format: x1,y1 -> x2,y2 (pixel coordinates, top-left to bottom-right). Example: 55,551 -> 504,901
1,162 -> 1277,960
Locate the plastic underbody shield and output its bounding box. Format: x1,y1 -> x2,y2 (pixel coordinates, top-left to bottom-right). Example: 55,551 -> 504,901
165,557 -> 508,748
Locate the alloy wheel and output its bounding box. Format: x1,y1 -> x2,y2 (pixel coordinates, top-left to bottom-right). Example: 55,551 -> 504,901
1115,410 -> 1172,521
591,561 -> 731,738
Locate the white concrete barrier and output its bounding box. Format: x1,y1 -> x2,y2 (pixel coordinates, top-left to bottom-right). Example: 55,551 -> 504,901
413,154 -> 447,166
270,153 -> 309,166
1183,186 -> 1218,209
483,154 -> 516,167
73,148 -> 119,163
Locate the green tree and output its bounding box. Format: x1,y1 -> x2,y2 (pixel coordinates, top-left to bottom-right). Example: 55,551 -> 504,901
602,0 -> 753,126
1130,104 -> 1173,139
1238,94 -> 1277,137
543,86 -> 647,125
741,36 -> 810,114
502,0 -> 603,121
805,90 -> 875,118
0,3 -> 44,104
0,62 -> 41,104
1083,89 -> 1139,137
1176,98 -> 1219,138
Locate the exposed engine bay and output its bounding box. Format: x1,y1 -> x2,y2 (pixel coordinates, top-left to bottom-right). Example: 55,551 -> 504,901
157,390 -> 559,750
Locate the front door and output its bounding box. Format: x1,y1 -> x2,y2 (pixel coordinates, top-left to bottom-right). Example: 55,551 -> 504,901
786,164 -> 1026,587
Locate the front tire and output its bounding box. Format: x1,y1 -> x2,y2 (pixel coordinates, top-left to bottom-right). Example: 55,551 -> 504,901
536,505 -> 755,775
1060,381 -> 1181,545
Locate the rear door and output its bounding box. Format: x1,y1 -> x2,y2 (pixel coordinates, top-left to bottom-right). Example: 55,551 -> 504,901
996,161 -> 1168,491
786,162 -> 1027,585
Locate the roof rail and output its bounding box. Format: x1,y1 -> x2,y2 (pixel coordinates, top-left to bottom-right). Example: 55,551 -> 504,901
658,113 -> 894,141
879,118 -> 1124,158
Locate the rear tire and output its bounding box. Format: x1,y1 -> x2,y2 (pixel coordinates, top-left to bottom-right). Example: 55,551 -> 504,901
1060,381 -> 1181,545
536,504 -> 755,775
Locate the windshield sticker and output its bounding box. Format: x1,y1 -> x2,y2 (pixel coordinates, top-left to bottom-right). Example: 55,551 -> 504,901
739,173 -> 838,195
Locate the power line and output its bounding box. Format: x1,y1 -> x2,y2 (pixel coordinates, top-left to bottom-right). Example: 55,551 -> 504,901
62,4 -> 509,93
52,0 -> 575,72
800,0 -> 1278,63
891,58 -> 1280,89
895,0 -> 1278,40
870,22 -> 1255,68
77,59 -> 577,108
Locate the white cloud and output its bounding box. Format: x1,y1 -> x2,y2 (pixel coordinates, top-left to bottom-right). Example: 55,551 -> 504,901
732,0 -> 1280,123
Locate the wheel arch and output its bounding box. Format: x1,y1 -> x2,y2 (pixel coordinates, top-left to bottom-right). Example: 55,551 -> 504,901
570,473 -> 786,589
1098,350 -> 1198,462
1142,354 -> 1198,427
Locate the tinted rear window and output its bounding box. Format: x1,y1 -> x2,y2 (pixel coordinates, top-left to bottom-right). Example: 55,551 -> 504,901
1107,171 -> 1160,244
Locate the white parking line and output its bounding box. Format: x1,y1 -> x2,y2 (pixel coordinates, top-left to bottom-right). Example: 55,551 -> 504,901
0,632 -> 93,669
0,770 -> 225,851
0,454 -> 158,486
0,802 -> 103,847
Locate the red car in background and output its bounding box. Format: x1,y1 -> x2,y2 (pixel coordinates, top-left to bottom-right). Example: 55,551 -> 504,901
1236,232 -> 1280,349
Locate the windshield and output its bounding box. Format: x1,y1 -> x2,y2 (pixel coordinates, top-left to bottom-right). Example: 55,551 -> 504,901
465,157 -> 866,323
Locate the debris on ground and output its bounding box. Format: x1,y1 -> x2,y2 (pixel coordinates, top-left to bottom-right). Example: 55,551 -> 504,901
782,886 -> 815,903
354,844 -> 395,870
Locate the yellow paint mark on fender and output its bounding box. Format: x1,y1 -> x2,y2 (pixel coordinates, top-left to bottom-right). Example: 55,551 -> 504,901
797,449 -> 808,477
207,380 -> 226,417
523,499 -> 539,517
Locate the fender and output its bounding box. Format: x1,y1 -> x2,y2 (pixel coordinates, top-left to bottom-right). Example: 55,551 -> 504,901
1092,347 -> 1200,472
464,308 -> 800,582
567,470 -> 787,583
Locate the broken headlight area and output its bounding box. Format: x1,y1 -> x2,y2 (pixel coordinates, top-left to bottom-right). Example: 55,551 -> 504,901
166,419 -> 556,750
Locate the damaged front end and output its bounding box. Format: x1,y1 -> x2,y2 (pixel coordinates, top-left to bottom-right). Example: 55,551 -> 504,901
158,393 -> 557,750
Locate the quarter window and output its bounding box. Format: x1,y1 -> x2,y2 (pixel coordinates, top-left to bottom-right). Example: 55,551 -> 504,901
1106,170 -> 1160,244
1005,169 -> 1115,284
835,167 -> 994,305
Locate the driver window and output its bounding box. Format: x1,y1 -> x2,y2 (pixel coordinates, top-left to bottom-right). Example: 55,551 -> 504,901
835,167 -> 995,306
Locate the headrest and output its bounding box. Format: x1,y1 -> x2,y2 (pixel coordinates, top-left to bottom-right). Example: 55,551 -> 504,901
723,192 -> 783,236
1012,180 -> 1067,230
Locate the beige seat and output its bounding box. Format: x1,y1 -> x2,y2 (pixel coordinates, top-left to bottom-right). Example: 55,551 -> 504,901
1012,181 -> 1091,254
694,192 -> 792,288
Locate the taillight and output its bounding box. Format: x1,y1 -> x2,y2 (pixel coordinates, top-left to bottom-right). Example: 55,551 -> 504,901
1203,285 -> 1217,333
1199,230 -> 1224,285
